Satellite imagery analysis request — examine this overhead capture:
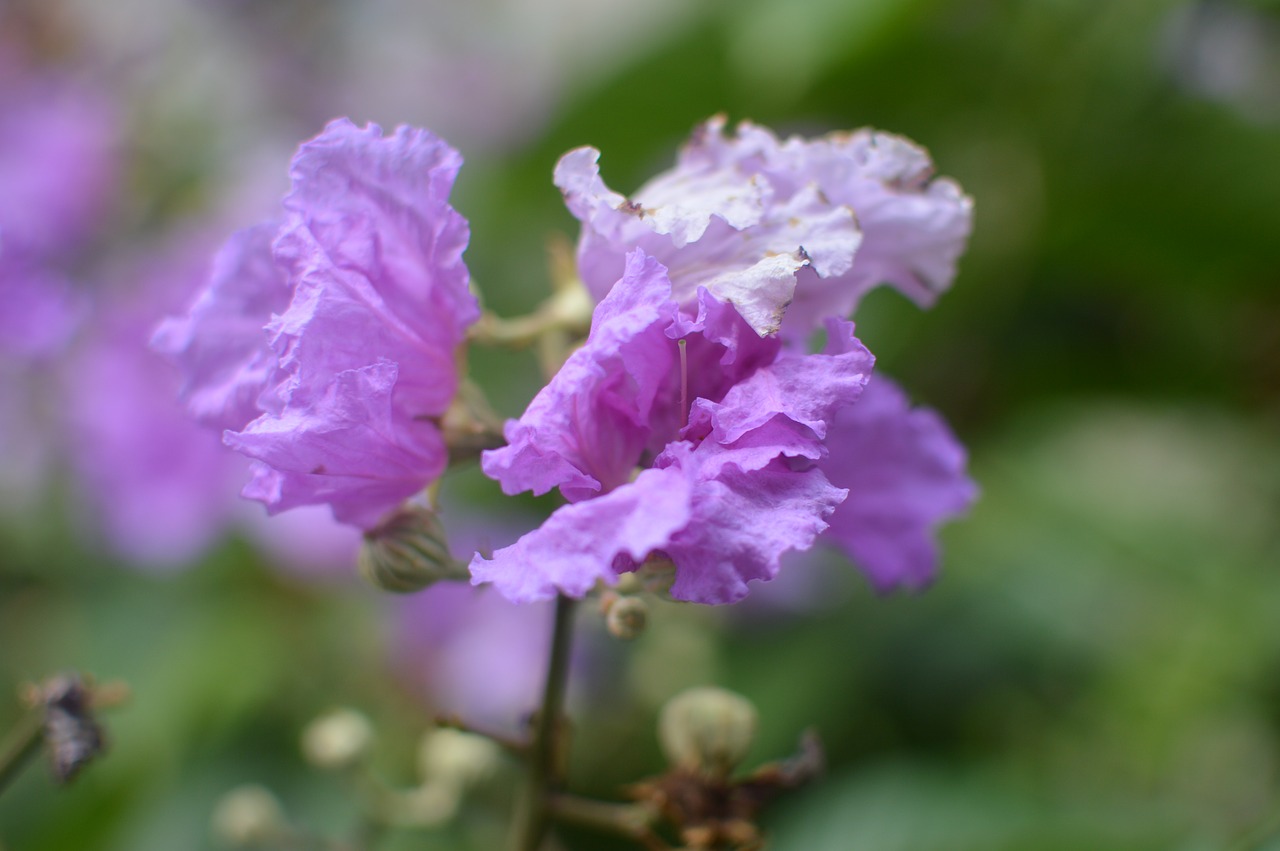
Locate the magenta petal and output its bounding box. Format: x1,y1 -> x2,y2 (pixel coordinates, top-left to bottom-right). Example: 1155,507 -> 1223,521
470,465 -> 694,602
226,362 -> 448,529
818,376 -> 977,590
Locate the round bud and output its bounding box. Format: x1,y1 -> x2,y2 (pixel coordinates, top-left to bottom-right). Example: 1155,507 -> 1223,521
359,505 -> 469,593
659,686 -> 758,779
211,785 -> 287,846
301,708 -> 374,771
605,595 -> 648,640
417,728 -> 501,789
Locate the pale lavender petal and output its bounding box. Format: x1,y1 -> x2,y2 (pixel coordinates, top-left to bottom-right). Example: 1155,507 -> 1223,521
227,361 -> 448,529
481,250 -> 678,502
555,117 -> 861,336
470,465 -> 693,602
772,129 -> 974,334
559,117 -> 970,338
151,223 -> 287,431
817,376 -> 977,590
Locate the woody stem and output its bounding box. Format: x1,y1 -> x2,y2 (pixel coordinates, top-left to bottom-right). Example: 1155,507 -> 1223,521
510,594 -> 577,851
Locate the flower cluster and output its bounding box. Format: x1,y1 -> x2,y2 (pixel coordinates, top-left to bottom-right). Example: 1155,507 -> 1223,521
161,115 -> 975,604
474,118 -> 975,602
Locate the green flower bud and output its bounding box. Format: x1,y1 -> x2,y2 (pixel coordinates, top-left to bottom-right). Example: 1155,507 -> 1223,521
659,687 -> 758,779
359,505 -> 469,593
301,708 -> 374,771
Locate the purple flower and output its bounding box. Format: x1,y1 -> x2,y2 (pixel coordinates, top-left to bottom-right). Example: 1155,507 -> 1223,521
471,250 -> 875,604
816,375 -> 977,590
393,582 -> 557,729
555,115 -> 971,338
0,261 -> 85,359
0,75 -> 118,257
156,120 -> 479,529
63,241 -> 243,569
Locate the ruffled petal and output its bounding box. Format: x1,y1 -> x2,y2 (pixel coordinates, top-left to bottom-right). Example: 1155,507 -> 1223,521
555,118 -> 861,337
659,441 -> 848,605
271,118 -> 477,417
559,117 -> 970,339
227,362 -> 448,529
685,318 -> 873,446
817,375 -> 977,590
469,464 -> 694,602
151,223 -> 287,431
481,250 -> 678,502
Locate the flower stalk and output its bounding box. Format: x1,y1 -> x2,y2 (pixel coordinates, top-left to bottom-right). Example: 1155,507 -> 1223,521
511,593 -> 577,851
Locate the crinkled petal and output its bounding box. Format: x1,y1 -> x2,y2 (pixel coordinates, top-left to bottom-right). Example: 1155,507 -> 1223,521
481,250 -> 677,501
271,118 -> 477,417
226,361 -> 447,529
559,117 -> 970,339
654,440 -> 847,604
151,223 -> 287,431
817,375 -> 977,590
773,129 -> 974,334
555,119 -> 861,337
685,318 -> 873,445
470,465 -> 694,602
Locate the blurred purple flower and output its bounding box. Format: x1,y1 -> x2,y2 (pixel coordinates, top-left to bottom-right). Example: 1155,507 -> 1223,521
555,115 -> 971,338
0,74 -> 118,257
472,250 -> 874,604
0,262 -> 85,359
156,119 -> 479,530
393,582 -> 556,729
63,241 -> 243,569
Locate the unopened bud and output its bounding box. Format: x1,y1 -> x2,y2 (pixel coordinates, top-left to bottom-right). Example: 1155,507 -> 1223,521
659,687 -> 758,779
211,785 -> 287,846
359,505 -> 469,593
301,708 -> 373,770
605,595 -> 648,640
417,728 -> 501,789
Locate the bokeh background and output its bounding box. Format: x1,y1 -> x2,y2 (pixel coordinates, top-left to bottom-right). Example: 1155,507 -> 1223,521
2,0 -> 1278,848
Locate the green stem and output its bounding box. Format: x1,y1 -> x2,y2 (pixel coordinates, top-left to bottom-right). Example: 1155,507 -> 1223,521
510,594 -> 577,851
0,711 -> 43,797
